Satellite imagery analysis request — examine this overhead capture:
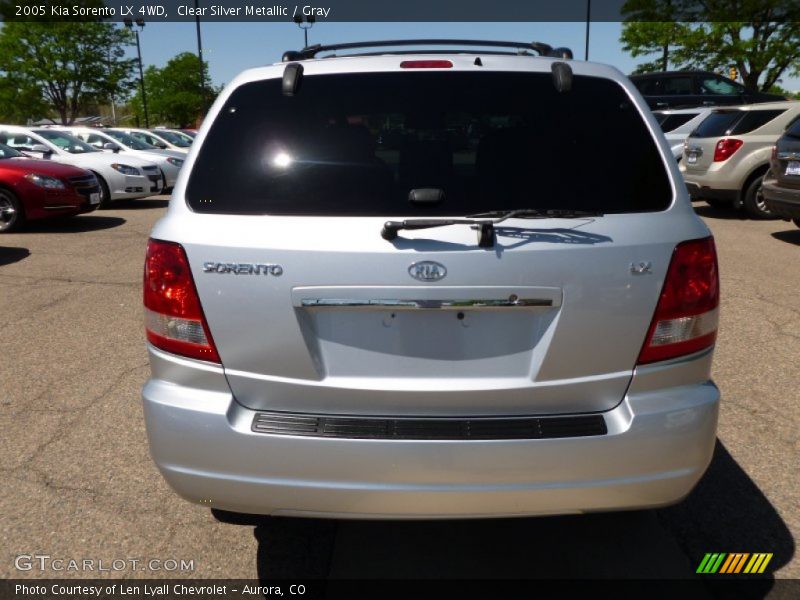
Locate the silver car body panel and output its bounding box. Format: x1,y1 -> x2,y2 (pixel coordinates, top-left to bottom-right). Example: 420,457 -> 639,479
142,54 -> 719,517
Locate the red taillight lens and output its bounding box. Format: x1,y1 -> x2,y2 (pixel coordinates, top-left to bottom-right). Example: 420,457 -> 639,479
399,60 -> 453,69
771,145 -> 777,160
143,238 -> 220,363
713,138 -> 743,162
637,237 -> 719,364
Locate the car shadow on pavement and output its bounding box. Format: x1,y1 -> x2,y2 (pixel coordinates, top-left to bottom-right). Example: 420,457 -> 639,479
657,440 -> 794,585
692,204 -> 747,220
251,441 -> 792,588
770,229 -> 800,246
22,215 -> 126,233
109,197 -> 170,210
0,246 -> 30,266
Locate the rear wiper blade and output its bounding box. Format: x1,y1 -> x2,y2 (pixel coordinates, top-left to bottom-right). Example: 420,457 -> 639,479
466,208 -> 604,221
381,218 -> 497,247
380,209 -> 603,248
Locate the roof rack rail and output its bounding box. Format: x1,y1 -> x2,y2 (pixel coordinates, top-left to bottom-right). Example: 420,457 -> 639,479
281,39 -> 573,62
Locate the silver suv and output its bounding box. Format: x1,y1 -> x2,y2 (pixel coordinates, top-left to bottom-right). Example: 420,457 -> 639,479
142,40 -> 720,519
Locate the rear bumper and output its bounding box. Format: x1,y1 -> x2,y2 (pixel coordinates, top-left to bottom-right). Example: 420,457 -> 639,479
142,352 -> 720,519
684,181 -> 738,203
762,178 -> 800,219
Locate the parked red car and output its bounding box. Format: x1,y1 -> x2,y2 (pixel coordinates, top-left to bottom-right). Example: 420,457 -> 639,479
0,142 -> 101,232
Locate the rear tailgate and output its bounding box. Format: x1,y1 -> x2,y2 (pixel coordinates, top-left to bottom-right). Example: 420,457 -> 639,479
163,58 -> 706,417
171,215 -> 690,416
775,131 -> 800,189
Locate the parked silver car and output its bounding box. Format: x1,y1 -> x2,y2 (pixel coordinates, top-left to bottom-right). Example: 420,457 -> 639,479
142,40 -> 720,519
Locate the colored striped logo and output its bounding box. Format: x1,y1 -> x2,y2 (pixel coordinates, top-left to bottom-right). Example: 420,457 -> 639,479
697,553 -> 773,574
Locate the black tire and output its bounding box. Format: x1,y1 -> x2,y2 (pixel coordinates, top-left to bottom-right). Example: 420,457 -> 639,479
0,188 -> 24,232
94,173 -> 112,209
793,218 -> 800,229
705,199 -> 731,209
741,175 -> 774,220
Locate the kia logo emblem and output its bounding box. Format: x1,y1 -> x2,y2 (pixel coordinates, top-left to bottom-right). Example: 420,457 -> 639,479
408,261 -> 447,282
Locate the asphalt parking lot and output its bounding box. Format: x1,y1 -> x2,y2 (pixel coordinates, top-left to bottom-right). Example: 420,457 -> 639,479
0,196 -> 798,582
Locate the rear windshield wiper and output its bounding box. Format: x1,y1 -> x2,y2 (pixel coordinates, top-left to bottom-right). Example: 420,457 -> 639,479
380,209 -> 603,248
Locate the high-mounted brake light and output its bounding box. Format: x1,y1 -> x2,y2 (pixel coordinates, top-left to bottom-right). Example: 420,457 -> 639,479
400,60 -> 453,69
713,138 -> 743,162
143,239 -> 220,363
637,237 -> 719,364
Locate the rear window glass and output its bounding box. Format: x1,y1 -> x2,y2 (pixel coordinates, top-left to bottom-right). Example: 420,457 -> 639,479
658,113 -> 698,132
691,111 -> 742,137
786,117 -> 800,137
187,71 -> 672,215
730,110 -> 785,134
693,109 -> 785,138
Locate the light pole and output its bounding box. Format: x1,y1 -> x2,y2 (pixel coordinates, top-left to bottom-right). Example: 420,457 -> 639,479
194,0 -> 206,116
293,13 -> 315,48
124,18 -> 148,128
584,0 -> 591,61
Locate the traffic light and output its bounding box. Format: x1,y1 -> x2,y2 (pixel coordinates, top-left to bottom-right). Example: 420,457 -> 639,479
729,66 -> 738,81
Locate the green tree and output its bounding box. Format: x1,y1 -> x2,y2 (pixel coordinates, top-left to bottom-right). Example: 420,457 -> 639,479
132,52 -> 217,128
621,0 -> 800,91
0,18 -> 135,124
0,74 -> 50,123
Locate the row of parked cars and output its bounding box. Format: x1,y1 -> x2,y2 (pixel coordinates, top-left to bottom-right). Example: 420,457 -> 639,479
0,126 -> 193,232
628,70 -> 800,226
652,100 -> 800,224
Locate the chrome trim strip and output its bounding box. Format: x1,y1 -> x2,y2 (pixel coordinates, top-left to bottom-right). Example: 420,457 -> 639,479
300,298 -> 553,309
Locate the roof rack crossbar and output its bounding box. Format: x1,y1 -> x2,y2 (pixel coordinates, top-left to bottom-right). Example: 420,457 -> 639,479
284,39 -> 557,61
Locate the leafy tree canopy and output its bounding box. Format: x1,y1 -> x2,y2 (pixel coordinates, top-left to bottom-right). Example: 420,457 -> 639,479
0,3 -> 135,124
621,0 -> 800,91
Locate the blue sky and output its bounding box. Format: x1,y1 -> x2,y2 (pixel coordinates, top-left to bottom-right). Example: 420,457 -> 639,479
131,21 -> 800,91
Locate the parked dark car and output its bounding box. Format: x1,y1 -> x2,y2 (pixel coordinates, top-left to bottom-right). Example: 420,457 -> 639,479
629,71 -> 785,110
762,116 -> 800,228
0,143 -> 100,232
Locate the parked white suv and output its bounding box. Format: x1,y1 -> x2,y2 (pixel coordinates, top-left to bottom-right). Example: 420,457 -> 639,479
0,125 -> 162,207
681,101 -> 800,218
142,40 -> 720,520
60,127 -> 184,189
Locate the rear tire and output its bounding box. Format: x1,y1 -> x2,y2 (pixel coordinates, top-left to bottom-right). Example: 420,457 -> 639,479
0,188 -> 24,232
742,176 -> 774,219
94,174 -> 112,209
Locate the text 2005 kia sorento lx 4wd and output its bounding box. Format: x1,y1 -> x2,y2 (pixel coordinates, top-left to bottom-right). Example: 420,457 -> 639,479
142,40 -> 720,519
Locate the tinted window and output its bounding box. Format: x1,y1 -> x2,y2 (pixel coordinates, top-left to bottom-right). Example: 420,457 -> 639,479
187,72 -> 671,215
104,129 -> 155,150
0,142 -> 23,158
0,132 -> 39,151
34,130 -> 99,154
154,130 -> 190,147
785,117 -> 800,138
692,111 -> 742,137
658,113 -> 699,132
699,76 -> 743,95
730,110 -> 785,134
661,77 -> 694,95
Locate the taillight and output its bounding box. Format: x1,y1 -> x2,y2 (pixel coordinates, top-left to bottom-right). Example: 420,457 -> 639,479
143,238 -> 220,363
399,60 -> 453,69
771,145 -> 777,160
713,138 -> 743,162
637,237 -> 719,364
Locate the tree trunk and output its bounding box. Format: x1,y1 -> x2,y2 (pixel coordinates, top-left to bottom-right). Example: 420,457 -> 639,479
662,44 -> 668,72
